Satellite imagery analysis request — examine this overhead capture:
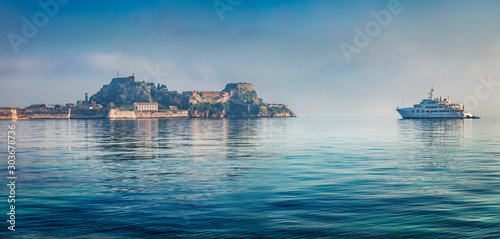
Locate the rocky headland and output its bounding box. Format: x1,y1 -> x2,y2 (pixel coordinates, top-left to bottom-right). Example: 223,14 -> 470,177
0,74 -> 295,119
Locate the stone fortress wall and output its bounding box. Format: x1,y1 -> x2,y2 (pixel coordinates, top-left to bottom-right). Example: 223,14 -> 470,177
0,108 -> 188,120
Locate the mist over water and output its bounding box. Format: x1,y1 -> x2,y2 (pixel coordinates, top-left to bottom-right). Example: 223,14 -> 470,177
1,117 -> 499,238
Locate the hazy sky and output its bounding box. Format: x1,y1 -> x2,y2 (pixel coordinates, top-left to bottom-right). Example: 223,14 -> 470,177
1,0 -> 500,116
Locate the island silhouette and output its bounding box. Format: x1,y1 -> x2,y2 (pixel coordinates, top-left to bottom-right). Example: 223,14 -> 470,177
0,74 -> 295,119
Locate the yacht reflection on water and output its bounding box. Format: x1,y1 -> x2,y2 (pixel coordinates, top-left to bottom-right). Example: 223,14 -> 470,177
394,119 -> 470,193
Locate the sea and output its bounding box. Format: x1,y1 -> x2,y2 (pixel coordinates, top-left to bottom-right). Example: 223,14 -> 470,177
1,117 -> 499,238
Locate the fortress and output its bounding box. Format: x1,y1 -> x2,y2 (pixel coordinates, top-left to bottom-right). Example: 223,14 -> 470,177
0,107 -> 187,120
110,73 -> 138,85
181,83 -> 254,100
182,91 -> 229,98
0,76 -> 296,119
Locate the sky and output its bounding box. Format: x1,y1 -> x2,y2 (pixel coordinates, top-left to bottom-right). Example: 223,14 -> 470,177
1,0 -> 500,117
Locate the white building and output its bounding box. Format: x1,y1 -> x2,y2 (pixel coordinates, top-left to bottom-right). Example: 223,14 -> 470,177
133,102 -> 158,111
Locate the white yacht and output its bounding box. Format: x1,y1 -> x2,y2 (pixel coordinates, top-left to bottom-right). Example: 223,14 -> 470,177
396,88 -> 479,119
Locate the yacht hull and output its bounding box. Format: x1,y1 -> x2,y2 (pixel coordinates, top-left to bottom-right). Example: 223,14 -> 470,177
396,108 -> 479,119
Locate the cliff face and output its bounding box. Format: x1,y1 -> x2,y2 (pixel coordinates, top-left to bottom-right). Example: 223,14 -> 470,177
189,110 -> 226,118
222,83 -> 258,102
188,83 -> 296,118
89,77 -> 295,118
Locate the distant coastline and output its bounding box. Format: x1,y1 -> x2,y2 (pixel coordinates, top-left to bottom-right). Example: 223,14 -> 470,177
0,74 -> 296,120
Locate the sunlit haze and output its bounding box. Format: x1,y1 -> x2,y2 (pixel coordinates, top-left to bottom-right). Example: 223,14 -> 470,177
1,0 -> 500,116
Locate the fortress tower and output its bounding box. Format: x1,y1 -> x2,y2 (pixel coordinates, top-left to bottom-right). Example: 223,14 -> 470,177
110,74 -> 138,85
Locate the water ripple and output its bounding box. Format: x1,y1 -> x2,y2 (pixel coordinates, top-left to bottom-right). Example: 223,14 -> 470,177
0,117 -> 499,238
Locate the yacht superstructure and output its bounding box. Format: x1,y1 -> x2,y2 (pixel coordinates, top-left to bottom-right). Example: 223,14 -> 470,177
396,88 -> 479,119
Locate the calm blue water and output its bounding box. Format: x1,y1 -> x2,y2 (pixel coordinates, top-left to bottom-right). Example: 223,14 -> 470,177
1,117 -> 499,238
